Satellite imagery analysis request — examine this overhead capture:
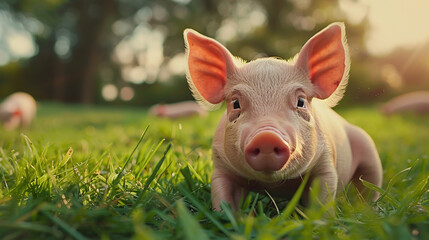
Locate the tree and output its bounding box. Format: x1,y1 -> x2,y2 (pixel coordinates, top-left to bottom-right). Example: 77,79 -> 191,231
0,0 -> 372,105
2,0 -> 117,103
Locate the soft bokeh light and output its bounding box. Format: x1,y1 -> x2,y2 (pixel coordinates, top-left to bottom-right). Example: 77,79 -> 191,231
6,32 -> 36,58
54,35 -> 71,58
126,66 -> 147,84
120,87 -> 134,101
0,10 -> 38,61
167,53 -> 186,75
22,17 -> 45,36
112,25 -> 164,84
133,7 -> 153,24
102,84 -> 118,101
112,20 -> 133,36
113,41 -> 134,65
216,1 -> 266,42
128,26 -> 147,52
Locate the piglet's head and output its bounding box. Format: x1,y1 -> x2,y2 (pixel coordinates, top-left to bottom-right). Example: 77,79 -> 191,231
184,23 -> 349,182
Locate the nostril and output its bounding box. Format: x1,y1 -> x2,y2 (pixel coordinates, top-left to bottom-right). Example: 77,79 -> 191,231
273,147 -> 282,155
251,148 -> 260,156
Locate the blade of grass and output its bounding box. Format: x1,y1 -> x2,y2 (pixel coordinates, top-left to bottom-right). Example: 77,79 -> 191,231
130,143 -> 172,214
220,201 -> 239,232
177,123 -> 204,183
249,193 -> 260,215
0,222 -> 62,237
153,209 -> 176,225
178,184 -> 231,237
58,147 -> 73,168
243,213 -> 254,238
42,211 -> 88,240
282,172 -> 310,217
112,125 -> 150,186
135,138 -> 165,177
176,200 -> 210,240
361,167 -> 411,207
179,153 -> 204,183
265,190 -> 280,216
398,176 -> 429,215
360,178 -> 399,207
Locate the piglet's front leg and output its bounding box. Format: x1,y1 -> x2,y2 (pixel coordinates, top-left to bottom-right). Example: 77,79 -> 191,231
310,157 -> 339,204
211,168 -> 248,211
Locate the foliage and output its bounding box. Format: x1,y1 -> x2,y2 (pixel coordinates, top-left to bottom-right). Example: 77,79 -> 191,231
0,103 -> 428,239
0,0 -> 377,106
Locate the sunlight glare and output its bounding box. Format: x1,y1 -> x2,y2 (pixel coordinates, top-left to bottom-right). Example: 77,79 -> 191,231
339,0 -> 367,25
349,0 -> 429,55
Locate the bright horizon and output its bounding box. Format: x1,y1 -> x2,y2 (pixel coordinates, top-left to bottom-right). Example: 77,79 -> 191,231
342,0 -> 429,55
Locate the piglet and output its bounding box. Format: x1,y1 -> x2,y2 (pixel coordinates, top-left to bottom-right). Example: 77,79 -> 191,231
0,92 -> 37,130
183,23 -> 383,211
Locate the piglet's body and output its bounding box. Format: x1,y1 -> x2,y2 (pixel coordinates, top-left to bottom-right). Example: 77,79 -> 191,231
184,23 -> 382,210
0,92 -> 36,130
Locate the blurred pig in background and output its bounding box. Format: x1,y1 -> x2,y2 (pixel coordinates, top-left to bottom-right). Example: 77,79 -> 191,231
149,101 -> 206,119
0,92 -> 37,130
381,91 -> 429,115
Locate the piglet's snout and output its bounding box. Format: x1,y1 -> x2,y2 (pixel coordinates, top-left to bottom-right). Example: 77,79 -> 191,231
244,131 -> 290,171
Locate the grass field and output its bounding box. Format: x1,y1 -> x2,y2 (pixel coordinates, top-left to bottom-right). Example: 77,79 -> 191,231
0,102 -> 428,239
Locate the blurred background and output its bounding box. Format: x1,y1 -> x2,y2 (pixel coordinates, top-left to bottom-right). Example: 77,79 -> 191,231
0,0 -> 428,107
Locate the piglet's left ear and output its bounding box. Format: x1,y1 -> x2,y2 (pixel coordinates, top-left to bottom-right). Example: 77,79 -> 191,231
296,22 -> 349,99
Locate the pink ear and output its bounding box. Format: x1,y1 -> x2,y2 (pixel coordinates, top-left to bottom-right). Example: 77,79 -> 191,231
296,23 -> 349,99
184,29 -> 235,104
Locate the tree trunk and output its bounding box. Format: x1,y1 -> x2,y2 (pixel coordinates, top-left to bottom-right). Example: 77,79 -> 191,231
64,0 -> 116,104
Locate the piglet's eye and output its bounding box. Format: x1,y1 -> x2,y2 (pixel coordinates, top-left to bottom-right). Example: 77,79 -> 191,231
297,97 -> 305,108
233,99 -> 241,109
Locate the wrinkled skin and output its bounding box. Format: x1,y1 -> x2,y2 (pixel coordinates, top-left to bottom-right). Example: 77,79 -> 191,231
0,92 -> 37,130
184,23 -> 382,211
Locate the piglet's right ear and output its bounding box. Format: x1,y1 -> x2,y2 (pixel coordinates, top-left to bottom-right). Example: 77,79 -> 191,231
184,29 -> 236,104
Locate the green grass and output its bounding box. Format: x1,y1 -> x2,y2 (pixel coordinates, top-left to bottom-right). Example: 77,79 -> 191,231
0,102 -> 428,239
